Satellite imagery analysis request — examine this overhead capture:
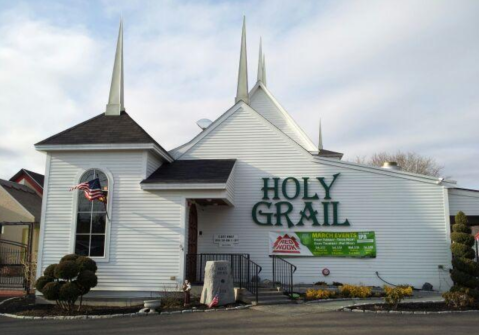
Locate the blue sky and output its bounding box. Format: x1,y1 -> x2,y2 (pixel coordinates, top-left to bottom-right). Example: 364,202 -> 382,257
0,0 -> 478,188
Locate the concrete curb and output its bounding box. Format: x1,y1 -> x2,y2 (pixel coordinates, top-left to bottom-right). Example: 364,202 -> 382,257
305,297 -> 383,304
0,297 -> 21,307
339,301 -> 479,315
0,303 -> 253,321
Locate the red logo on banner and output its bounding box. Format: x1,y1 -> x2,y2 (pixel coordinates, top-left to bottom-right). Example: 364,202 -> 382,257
272,234 -> 301,254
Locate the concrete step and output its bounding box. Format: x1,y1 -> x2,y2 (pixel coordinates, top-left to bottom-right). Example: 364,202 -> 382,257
243,288 -> 293,305
256,290 -> 285,296
256,299 -> 291,305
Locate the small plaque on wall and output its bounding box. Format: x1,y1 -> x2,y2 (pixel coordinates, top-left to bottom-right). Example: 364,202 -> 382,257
214,234 -> 239,247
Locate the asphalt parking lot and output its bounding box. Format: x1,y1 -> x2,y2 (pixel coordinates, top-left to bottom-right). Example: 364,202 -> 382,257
1,305 -> 478,335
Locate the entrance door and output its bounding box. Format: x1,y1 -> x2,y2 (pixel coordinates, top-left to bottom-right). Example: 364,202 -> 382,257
186,203 -> 198,282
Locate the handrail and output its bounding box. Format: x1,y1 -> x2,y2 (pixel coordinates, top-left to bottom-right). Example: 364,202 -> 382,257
0,239 -> 28,248
185,253 -> 262,304
239,255 -> 262,304
271,255 -> 297,295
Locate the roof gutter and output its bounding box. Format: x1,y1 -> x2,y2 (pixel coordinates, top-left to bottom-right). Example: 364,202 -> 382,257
35,143 -> 174,163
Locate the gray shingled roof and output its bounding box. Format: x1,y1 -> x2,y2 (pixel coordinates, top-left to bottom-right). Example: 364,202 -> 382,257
35,112 -> 166,152
0,179 -> 42,221
142,160 -> 236,184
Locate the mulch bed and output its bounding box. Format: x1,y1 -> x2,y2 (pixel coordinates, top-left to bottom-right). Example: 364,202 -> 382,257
350,302 -> 479,312
0,296 -> 245,317
0,296 -> 142,316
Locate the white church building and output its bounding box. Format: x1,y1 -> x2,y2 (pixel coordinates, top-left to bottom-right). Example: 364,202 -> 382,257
35,20 -> 479,299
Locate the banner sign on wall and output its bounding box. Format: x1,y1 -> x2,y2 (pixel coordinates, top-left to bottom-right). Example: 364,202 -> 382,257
269,231 -> 376,258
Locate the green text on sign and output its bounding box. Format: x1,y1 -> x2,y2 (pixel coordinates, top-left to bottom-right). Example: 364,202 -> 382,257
269,231 -> 376,258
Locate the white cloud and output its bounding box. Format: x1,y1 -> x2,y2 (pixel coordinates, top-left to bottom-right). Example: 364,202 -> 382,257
0,0 -> 478,188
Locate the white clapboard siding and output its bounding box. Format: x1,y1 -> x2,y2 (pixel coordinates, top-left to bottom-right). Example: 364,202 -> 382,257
182,106 -> 452,290
146,152 -> 163,178
449,189 -> 479,215
249,86 -> 316,152
225,163 -> 236,205
40,151 -> 184,292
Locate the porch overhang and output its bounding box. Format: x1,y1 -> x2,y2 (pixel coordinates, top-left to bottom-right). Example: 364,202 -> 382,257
140,159 -> 237,206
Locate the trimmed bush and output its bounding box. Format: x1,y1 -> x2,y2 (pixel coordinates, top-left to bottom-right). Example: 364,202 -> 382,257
42,282 -> 62,300
443,291 -> 474,309
452,258 -> 479,277
35,276 -> 53,291
339,284 -> 372,298
77,270 -> 98,288
76,256 -> 98,273
447,211 -> 479,304
36,254 -> 98,313
383,285 -> 413,309
74,281 -> 91,296
305,289 -> 336,300
54,261 -> 79,280
60,282 -> 81,302
61,254 -> 80,262
451,243 -> 475,260
44,264 -> 57,278
450,232 -> 475,247
452,223 -> 471,234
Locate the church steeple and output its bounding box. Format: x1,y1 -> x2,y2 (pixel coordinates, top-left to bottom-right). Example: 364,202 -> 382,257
235,17 -> 249,105
257,37 -> 263,83
262,53 -> 267,86
318,119 -> 323,150
105,19 -> 125,116
257,38 -> 267,86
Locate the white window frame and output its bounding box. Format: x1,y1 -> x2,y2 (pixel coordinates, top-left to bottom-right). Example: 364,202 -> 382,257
70,166 -> 114,263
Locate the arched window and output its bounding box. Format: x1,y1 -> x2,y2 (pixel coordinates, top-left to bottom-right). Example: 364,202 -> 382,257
75,169 -> 109,257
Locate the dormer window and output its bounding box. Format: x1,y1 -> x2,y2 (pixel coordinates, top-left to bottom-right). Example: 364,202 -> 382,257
75,169 -> 109,257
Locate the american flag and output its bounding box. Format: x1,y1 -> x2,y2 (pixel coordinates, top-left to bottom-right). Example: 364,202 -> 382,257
70,178 -> 107,203
208,295 -> 219,308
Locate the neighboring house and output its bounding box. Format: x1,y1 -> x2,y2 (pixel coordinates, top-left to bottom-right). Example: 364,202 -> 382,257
34,21 -> 479,300
0,170 -> 44,255
10,169 -> 45,197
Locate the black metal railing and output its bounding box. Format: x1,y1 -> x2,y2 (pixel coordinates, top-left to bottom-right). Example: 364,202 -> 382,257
271,255 -> 297,295
0,241 -> 28,290
185,253 -> 262,303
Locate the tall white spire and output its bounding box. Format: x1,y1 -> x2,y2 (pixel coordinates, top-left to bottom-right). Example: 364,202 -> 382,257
318,119 -> 323,150
235,16 -> 249,105
105,19 -> 125,116
257,38 -> 267,86
257,37 -> 263,83
262,53 -> 267,86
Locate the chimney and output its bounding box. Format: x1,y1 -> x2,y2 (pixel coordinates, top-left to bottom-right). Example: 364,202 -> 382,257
382,161 -> 401,171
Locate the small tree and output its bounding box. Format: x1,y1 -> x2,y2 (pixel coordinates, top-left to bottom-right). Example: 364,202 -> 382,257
35,254 -> 98,312
445,211 -> 479,307
354,151 -> 444,177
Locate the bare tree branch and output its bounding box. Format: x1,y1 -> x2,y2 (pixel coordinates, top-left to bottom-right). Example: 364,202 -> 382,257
351,151 -> 444,177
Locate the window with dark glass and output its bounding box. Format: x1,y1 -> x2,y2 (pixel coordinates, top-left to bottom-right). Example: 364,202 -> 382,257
75,169 -> 108,257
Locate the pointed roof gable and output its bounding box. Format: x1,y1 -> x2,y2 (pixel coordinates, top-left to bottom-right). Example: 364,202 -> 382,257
249,82 -> 318,152
10,169 -> 45,189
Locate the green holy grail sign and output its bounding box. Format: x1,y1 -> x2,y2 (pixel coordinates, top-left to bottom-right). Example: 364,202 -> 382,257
252,174 -> 351,228
269,231 -> 376,258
